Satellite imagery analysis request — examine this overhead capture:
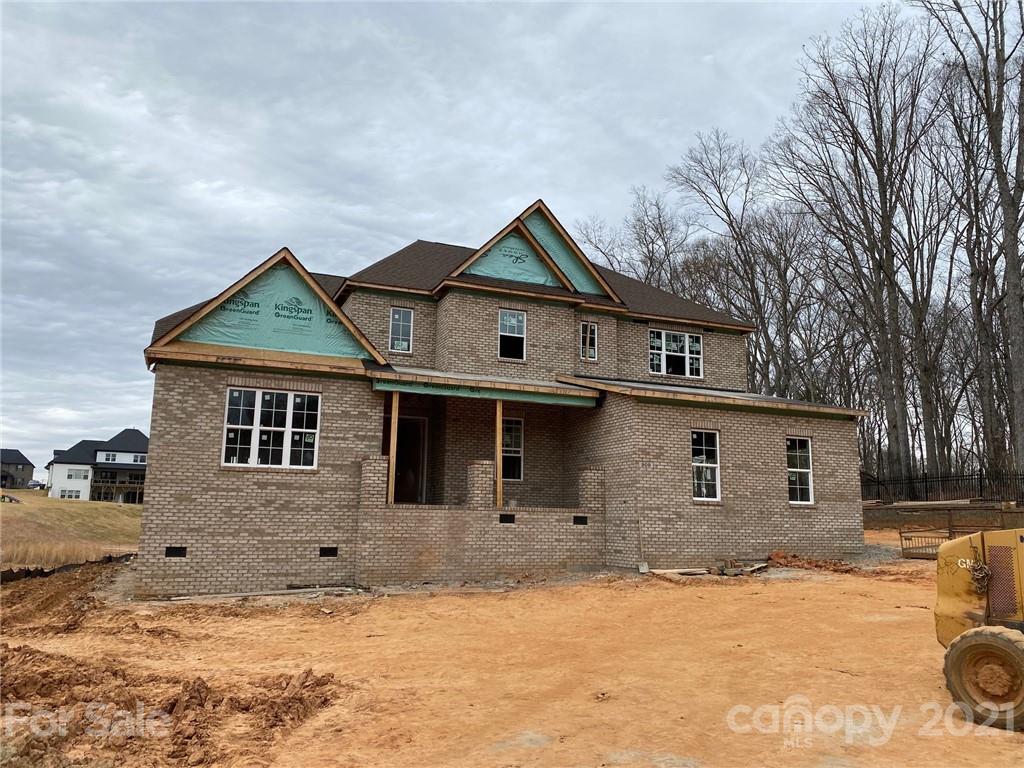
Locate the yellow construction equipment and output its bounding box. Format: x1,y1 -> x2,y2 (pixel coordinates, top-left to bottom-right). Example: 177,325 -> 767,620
935,528 -> 1024,730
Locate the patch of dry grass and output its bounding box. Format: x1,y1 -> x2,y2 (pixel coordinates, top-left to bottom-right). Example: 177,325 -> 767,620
0,490 -> 140,568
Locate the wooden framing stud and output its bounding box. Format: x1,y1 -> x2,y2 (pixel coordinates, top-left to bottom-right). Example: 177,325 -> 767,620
387,391 -> 400,504
495,398 -> 504,508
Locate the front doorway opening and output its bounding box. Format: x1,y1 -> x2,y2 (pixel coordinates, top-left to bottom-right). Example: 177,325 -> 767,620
383,415 -> 427,504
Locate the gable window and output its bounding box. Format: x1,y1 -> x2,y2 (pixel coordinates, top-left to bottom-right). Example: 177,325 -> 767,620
580,321 -> 598,361
104,452 -> 116,462
133,454 -> 146,464
691,430 -> 720,501
498,310 -> 526,361
223,388 -> 320,468
649,329 -> 702,377
389,307 -> 414,353
786,437 -> 814,504
502,417 -> 524,481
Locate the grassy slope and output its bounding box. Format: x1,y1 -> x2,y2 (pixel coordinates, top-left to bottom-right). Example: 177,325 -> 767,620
0,490 -> 141,568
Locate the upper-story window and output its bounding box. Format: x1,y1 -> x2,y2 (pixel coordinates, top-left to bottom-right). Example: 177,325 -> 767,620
498,310 -> 526,361
67,468 -> 88,480
104,452 -> 116,462
580,321 -> 598,361
133,454 -> 147,464
649,329 -> 702,377
389,307 -> 413,353
223,388 -> 320,468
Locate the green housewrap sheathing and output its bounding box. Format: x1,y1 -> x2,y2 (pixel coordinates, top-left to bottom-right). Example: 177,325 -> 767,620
465,232 -> 562,287
371,379 -> 596,407
523,211 -> 606,296
180,264 -> 372,358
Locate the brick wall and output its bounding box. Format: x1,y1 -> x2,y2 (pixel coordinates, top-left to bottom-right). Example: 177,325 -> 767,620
135,364 -> 383,597
624,396 -> 863,564
354,457 -> 606,584
615,319 -> 748,391
341,290 -> 436,369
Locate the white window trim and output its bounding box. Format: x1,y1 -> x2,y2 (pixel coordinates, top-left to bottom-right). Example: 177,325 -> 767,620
133,454 -> 147,464
649,328 -> 704,379
221,388 -> 321,469
580,321 -> 598,361
498,309 -> 527,362
502,417 -> 524,482
104,452 -> 116,462
388,306 -> 415,354
691,429 -> 721,501
786,436 -> 815,505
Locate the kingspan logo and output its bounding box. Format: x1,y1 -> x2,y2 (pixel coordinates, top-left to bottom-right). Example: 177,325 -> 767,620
221,289 -> 260,314
275,295 -> 313,320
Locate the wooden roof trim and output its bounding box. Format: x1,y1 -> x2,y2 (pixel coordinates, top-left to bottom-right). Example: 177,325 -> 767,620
434,278 -> 587,305
556,375 -> 867,418
522,199 -> 624,304
447,216 -> 575,292
145,340 -> 370,376
335,280 -> 435,299
149,247 -> 387,365
368,368 -> 598,399
626,310 -> 756,333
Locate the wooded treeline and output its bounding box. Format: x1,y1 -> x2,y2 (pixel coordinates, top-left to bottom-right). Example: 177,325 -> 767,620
577,2 -> 1024,477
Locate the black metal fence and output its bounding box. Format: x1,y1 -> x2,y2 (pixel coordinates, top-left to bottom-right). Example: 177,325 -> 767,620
861,470 -> 1024,504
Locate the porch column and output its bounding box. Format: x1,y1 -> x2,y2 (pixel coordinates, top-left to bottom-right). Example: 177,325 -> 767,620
494,398 -> 503,508
386,391 -> 399,504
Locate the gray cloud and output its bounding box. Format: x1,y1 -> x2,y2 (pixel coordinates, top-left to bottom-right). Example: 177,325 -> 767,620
1,1 -> 861,478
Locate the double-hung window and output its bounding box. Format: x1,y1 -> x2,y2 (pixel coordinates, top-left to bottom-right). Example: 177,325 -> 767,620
691,430 -> 720,501
499,310 -> 526,360
104,452 -> 116,462
223,388 -> 321,468
133,454 -> 146,464
389,307 -> 413,353
649,329 -> 702,377
786,437 -> 813,504
580,321 -> 598,361
502,418 -> 524,481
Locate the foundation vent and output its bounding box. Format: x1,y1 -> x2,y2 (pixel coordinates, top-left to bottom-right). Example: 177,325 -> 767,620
499,513 -> 515,525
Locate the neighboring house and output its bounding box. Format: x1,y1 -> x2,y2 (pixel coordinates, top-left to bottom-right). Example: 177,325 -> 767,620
46,429 -> 149,503
137,200 -> 864,597
0,450 -> 35,489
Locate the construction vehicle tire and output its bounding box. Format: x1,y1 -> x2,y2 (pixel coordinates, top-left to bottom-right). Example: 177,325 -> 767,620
944,625 -> 1024,731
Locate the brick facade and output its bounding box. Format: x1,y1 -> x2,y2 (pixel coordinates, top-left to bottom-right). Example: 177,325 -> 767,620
341,290 -> 437,369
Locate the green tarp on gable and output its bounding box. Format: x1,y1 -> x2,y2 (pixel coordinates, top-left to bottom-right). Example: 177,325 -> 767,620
180,264 -> 372,359
523,211 -> 606,296
465,232 -> 562,287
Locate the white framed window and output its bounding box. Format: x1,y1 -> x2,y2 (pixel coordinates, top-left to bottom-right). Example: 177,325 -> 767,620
498,309 -> 526,360
222,388 -> 321,468
133,454 -> 147,464
580,321 -> 598,361
649,329 -> 702,377
60,489 -> 81,499
104,452 -> 116,462
502,417 -> 523,481
786,437 -> 814,504
388,307 -> 414,353
67,468 -> 88,480
691,430 -> 720,501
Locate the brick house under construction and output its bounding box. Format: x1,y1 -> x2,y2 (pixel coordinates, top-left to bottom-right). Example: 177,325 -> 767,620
137,200 -> 864,596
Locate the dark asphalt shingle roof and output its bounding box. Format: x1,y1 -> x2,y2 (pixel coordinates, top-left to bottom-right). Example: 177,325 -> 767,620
47,440 -> 104,467
97,428 -> 149,453
0,449 -> 33,467
347,240 -> 475,290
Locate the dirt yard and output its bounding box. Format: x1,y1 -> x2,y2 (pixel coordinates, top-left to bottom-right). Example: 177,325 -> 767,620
2,541 -> 1022,767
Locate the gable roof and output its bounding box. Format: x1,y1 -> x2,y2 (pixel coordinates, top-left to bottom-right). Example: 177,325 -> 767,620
97,428 -> 149,453
345,240 -> 474,292
146,248 -> 385,365
0,449 -> 33,467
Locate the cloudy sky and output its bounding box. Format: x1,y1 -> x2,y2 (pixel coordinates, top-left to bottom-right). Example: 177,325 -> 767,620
2,1 -> 864,478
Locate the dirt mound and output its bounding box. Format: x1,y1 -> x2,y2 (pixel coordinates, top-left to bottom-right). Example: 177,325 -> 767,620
1,563 -> 108,634
767,550 -> 861,573
0,643 -> 338,766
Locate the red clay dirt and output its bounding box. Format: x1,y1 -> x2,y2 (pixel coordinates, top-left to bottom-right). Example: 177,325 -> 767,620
1,556 -> 1022,767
